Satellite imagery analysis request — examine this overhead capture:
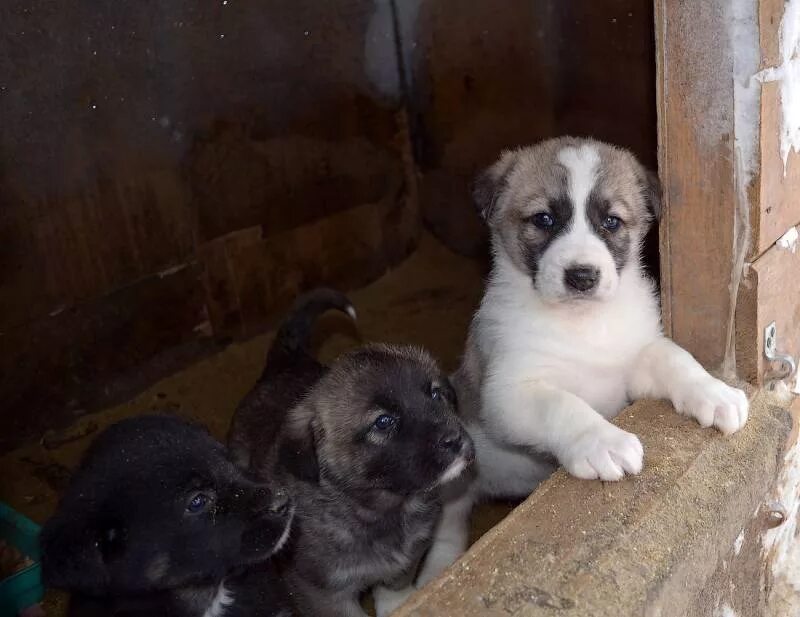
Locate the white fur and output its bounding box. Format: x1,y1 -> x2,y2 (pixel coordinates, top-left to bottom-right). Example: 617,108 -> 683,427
411,141 -> 750,592
538,145 -> 619,303
437,454 -> 470,485
272,507 -> 295,555
373,586 -> 414,617
203,582 -> 234,617
558,144 -> 599,207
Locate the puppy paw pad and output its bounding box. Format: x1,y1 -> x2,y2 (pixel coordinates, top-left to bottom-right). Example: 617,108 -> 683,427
562,427 -> 643,481
678,379 -> 749,435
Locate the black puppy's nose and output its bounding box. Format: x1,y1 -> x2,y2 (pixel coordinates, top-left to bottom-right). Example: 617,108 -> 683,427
438,431 -> 463,454
268,489 -> 290,515
564,266 -> 599,292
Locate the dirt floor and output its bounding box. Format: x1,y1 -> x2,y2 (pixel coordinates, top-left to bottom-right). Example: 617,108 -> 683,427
0,232 -> 516,615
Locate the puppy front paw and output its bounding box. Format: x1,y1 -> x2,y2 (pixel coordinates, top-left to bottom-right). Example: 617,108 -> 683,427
560,424 -> 643,481
674,377 -> 749,435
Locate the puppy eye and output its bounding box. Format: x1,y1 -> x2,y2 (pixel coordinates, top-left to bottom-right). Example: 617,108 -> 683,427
602,215 -> 622,231
373,414 -> 396,431
527,212 -> 554,229
430,384 -> 441,400
186,492 -> 212,515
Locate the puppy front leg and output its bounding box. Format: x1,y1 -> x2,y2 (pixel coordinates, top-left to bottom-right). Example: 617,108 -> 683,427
484,376 -> 643,481
414,483 -> 475,588
291,577 -> 367,617
373,565 -> 418,617
628,337 -> 748,434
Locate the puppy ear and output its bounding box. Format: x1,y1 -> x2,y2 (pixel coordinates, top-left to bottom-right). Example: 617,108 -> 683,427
40,516 -> 112,594
278,414 -> 320,483
471,150 -> 517,222
640,168 -> 662,222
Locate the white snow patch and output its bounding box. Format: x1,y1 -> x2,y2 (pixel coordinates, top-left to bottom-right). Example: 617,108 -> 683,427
776,225 -> 799,252
755,0 -> 800,172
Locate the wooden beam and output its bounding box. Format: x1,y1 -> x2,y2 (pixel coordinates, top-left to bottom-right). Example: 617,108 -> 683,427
655,0 -> 739,369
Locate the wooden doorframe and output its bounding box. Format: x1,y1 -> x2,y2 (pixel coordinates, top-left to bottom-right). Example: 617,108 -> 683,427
655,0 -> 800,386
654,0 -> 744,374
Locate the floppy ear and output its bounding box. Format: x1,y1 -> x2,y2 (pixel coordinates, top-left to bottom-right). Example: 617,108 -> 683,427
40,515 -> 115,594
278,413 -> 320,484
471,150 -> 518,222
640,168 -> 662,222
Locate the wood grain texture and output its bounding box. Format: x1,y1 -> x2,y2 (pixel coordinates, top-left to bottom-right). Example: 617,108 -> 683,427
754,0 -> 800,256
407,0 -> 657,258
0,264 -> 211,453
655,0 -> 738,368
394,397 -> 792,617
0,0 -> 418,450
737,238 -> 800,386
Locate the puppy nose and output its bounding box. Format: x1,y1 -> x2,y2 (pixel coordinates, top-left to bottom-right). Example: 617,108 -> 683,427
438,431 -> 463,454
564,266 -> 599,292
267,489 -> 290,515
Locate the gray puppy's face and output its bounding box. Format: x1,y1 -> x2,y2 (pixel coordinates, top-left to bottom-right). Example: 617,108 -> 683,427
473,137 -> 661,303
281,344 -> 474,495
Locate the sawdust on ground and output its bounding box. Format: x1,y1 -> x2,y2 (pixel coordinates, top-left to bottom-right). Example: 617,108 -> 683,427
0,232 -> 516,615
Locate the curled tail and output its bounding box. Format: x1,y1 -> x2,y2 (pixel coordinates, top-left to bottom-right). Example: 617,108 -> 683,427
264,287 -> 356,374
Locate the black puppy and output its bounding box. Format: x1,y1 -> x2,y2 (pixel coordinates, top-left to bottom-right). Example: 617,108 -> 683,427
228,289 -> 475,617
41,414 -> 294,617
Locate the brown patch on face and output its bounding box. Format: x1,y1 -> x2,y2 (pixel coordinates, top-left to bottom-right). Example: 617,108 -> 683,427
283,344 -> 471,494
474,137 -> 659,280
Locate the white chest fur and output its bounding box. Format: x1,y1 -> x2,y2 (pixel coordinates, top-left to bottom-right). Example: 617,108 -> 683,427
477,265 -> 662,418
202,583 -> 234,617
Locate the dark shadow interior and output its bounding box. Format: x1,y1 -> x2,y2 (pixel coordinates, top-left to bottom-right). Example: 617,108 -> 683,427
1,1 -> 657,452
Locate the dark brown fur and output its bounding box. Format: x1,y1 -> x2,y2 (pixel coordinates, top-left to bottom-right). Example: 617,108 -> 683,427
229,290 -> 474,617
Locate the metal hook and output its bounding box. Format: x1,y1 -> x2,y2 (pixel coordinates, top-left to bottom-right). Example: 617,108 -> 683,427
764,322 -> 797,386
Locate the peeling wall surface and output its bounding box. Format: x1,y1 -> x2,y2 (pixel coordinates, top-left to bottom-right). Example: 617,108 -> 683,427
764,441 -> 800,617
731,0 -> 761,184
757,0 -> 800,170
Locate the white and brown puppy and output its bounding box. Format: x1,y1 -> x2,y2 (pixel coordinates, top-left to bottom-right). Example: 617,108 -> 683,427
414,136 -> 750,588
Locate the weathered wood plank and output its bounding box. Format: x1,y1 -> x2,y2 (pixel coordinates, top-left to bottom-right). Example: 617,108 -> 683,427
754,0 -> 800,256
737,233 -> 800,386
394,396 -> 792,617
656,0 -> 739,368
0,264 -> 211,453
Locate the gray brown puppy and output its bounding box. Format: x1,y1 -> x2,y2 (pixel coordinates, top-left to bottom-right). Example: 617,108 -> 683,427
229,289 -> 475,617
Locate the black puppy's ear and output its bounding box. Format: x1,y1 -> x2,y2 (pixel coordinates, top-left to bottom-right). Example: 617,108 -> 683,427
471,150 -> 517,222
40,517 -> 112,594
278,415 -> 320,483
640,168 -> 662,222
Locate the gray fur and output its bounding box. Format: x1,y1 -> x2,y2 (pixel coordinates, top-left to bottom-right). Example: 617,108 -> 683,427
230,293 -> 474,617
